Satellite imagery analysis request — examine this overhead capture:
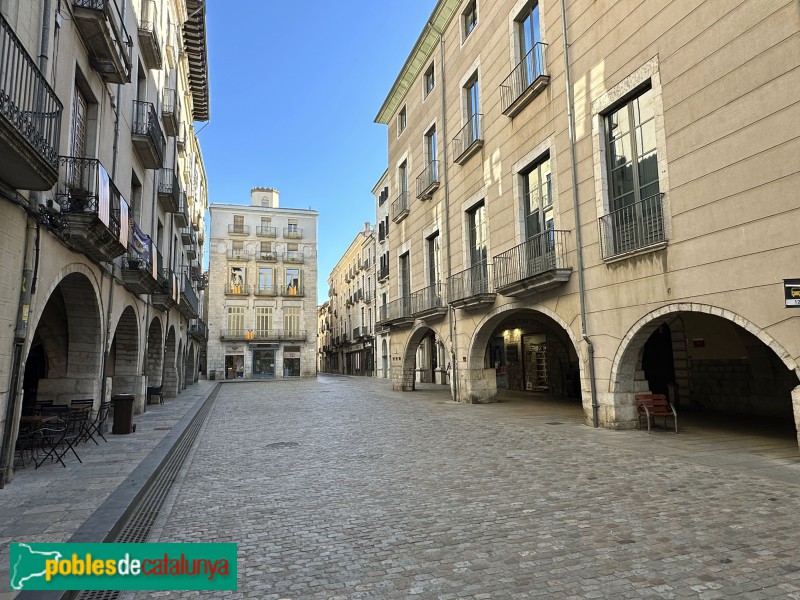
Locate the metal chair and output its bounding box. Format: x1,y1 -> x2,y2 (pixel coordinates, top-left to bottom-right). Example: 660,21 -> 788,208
85,400 -> 111,443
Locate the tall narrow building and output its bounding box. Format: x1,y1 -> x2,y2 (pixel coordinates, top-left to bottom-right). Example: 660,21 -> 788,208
207,189 -> 318,379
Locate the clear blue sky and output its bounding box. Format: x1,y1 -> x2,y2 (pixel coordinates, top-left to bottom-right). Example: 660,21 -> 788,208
200,1 -> 436,303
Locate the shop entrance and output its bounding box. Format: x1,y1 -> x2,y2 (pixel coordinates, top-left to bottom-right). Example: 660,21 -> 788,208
283,346 -> 301,377
252,349 -> 276,379
225,354 -> 244,379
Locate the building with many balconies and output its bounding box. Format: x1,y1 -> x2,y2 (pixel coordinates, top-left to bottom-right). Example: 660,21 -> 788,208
374,0 -> 800,445
0,0 -> 210,484
321,223 -> 377,376
207,188 -> 318,379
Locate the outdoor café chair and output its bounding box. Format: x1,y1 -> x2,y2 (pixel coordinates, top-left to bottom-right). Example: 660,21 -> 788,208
85,400 -> 111,443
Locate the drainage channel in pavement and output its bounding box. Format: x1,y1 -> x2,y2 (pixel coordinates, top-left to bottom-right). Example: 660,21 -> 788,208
73,385 -> 220,600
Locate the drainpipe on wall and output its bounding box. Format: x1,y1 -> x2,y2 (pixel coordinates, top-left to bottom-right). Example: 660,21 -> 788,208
428,20 -> 459,403
560,0 -> 599,427
1,0 -> 54,487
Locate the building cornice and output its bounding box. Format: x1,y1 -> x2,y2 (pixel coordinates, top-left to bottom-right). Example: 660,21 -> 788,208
183,0 -> 210,121
374,0 -> 460,125
209,204 -> 319,216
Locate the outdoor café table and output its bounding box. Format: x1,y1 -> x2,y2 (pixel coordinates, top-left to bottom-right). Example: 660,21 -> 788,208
17,415 -> 56,466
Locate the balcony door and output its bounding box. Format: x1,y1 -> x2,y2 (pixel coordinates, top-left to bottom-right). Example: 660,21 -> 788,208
516,3 -> 541,86
68,86 -> 89,194
399,252 -> 411,313
468,202 -> 488,294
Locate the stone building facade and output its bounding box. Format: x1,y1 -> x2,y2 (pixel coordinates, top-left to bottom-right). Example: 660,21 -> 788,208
207,189 -> 318,379
0,0 -> 209,483
373,170 -> 392,379
321,224 -> 378,376
375,0 -> 800,444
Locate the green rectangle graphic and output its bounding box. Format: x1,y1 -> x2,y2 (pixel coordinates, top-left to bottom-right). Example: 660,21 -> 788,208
10,543 -> 237,591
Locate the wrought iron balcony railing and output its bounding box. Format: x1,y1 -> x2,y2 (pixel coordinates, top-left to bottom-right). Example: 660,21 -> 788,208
281,284 -> 305,297
500,42 -> 549,117
179,274 -> 199,318
226,248 -> 249,260
0,13 -> 62,190
378,265 -> 389,281
447,260 -> 495,307
189,319 -> 208,340
228,224 -> 250,235
224,284 -> 250,296
493,229 -> 571,293
453,113 -> 483,165
56,156 -> 129,262
256,250 -> 278,262
137,0 -> 162,70
411,283 -> 447,316
416,160 -> 439,199
283,227 -> 303,239
226,329 -> 307,341
599,193 -> 666,259
161,87 -> 179,136
377,296 -> 413,325
254,285 -> 279,296
157,167 -> 180,212
283,251 -> 304,264
391,191 -> 409,223
131,100 -> 165,168
256,225 -> 277,237
72,0 -> 132,83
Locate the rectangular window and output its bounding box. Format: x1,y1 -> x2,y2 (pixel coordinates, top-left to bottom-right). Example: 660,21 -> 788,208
227,306 -> 245,334
255,306 -> 273,334
399,252 -> 410,299
602,86 -> 662,255
229,266 -> 245,290
284,307 -> 300,334
261,216 -> 271,225
287,219 -> 298,233
465,75 -> 480,121
260,241 -> 272,254
427,232 -> 441,286
397,106 -> 407,135
287,242 -> 298,251
398,161 -> 408,195
462,0 -> 477,40
425,126 -> 437,165
233,215 -> 244,233
258,267 -> 273,292
285,268 -> 301,294
424,63 -> 435,96
522,154 -> 553,238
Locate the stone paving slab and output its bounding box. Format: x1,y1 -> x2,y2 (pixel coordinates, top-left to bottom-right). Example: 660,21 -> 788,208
125,375 -> 800,599
0,381 -> 216,599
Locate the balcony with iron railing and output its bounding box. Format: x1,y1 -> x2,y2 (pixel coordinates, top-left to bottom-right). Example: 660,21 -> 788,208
391,191 -> 410,223
599,193 -> 667,260
0,14 -> 62,190
152,268 -> 179,311
376,296 -> 414,327
416,160 -> 440,200
121,235 -> 159,295
227,248 -> 249,261
157,167 -> 180,212
176,121 -> 186,152
500,43 -> 549,117
283,227 -> 303,239
256,225 -> 277,238
453,113 -> 483,165
174,191 -> 189,228
161,87 -> 179,136
255,250 -> 278,262
228,224 -> 250,236
131,100 -> 165,168
137,0 -> 162,70
283,251 -> 304,264
493,229 -> 572,297
55,157 -> 129,263
72,0 -> 132,83
227,329 -> 307,342
224,284 -> 251,296
189,319 -> 207,341
179,274 -> 199,319
378,265 -> 389,282
447,260 -> 495,310
411,283 -> 448,319
254,285 -> 279,296
281,284 -> 305,297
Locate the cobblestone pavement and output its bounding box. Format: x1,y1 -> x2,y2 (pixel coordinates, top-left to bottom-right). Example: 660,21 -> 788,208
132,376 -> 800,599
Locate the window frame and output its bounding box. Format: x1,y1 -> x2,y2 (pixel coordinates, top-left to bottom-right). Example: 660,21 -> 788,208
423,63 -> 435,97
462,0 -> 478,41
397,105 -> 407,136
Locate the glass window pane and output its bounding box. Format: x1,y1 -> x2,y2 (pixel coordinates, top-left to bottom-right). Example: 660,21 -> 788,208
636,120 -> 657,156
637,150 -> 659,189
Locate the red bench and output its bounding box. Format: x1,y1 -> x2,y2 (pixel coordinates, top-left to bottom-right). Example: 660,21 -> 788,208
635,393 -> 678,434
